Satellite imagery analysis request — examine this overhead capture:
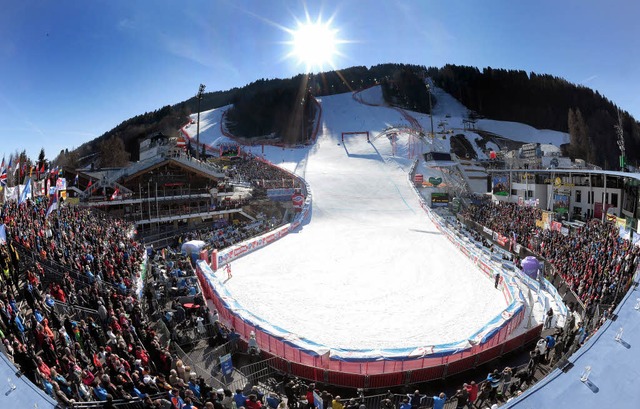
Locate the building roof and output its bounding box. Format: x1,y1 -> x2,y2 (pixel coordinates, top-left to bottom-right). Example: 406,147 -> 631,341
506,269 -> 640,408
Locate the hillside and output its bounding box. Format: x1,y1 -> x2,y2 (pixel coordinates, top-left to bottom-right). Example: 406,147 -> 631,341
64,63 -> 640,170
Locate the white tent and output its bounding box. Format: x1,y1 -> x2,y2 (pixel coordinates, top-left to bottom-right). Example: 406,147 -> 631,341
181,240 -> 207,255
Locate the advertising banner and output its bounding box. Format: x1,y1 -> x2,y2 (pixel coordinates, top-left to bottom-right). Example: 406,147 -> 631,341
292,191 -> 304,212
552,192 -> 569,214
492,174 -> 509,196
219,353 -> 234,376
431,192 -> 449,207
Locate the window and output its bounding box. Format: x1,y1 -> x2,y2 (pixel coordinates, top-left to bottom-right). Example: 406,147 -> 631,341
511,189 -> 518,196
576,190 -> 582,203
527,190 -> 533,198
611,193 -> 618,207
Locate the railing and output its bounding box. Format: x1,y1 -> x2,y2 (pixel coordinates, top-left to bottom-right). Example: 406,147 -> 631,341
172,339 -> 229,391
227,357 -> 282,392
69,391 -> 167,409
52,300 -> 101,322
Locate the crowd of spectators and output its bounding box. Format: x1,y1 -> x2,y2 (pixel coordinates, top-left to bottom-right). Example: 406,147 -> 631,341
462,200 -> 541,250
225,157 -> 302,190
0,197 -> 203,407
178,218 -> 275,251
462,199 -> 640,311
2,176 -> 639,408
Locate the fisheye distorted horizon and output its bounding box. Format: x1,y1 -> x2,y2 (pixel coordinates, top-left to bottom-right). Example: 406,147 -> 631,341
0,0 -> 639,160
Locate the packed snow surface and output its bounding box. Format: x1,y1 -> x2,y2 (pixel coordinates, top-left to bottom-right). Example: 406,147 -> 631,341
196,92 -> 508,351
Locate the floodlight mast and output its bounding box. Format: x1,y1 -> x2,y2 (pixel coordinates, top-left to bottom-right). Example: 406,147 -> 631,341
425,79 -> 434,138
615,110 -> 625,171
196,84 -> 206,160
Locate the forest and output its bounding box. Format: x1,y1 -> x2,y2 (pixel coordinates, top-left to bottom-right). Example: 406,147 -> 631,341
65,63 -> 640,170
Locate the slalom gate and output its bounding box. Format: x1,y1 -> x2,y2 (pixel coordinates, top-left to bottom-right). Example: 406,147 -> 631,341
192,159 -> 546,388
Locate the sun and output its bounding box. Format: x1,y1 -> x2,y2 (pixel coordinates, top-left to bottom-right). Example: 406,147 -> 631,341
286,16 -> 342,73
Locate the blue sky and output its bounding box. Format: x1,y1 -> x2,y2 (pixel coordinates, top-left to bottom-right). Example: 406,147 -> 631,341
1,0 -> 638,162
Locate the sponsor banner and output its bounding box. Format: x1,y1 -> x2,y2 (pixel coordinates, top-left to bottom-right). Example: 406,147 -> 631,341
492,174 -> 509,196
431,192 -> 449,207
56,178 -> 67,199
220,353 -> 234,376
553,192 -> 569,214
478,261 -> 493,277
620,226 -> 631,241
292,192 -> 304,211
493,232 -> 508,246
541,211 -> 554,229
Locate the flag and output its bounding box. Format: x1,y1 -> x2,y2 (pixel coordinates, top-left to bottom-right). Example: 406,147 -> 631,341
87,179 -> 92,188
0,224 -> 6,244
19,178 -> 32,204
46,191 -> 58,218
0,157 -> 4,170
0,167 -> 6,187
110,187 -> 120,201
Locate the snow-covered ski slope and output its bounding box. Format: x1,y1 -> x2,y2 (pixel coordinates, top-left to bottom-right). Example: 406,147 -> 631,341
187,90 -> 513,351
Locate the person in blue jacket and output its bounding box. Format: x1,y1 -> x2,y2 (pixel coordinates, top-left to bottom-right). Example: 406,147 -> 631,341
432,392 -> 447,409
235,389 -> 248,409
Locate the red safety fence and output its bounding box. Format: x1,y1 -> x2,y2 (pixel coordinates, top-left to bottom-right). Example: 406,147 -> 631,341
196,263 -> 542,388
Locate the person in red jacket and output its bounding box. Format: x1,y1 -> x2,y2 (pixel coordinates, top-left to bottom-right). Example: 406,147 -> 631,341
306,384 -> 316,409
464,381 -> 478,406
245,394 -> 263,409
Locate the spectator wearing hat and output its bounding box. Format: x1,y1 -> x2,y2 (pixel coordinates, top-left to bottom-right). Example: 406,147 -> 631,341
332,395 -> 344,409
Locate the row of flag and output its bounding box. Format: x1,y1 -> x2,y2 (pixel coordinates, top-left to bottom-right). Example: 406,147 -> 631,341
0,157 -> 64,188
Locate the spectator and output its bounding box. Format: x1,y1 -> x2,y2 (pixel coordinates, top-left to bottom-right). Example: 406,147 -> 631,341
464,381 -> 478,405
332,395 -> 344,409
432,392 -> 447,409
407,390 -> 424,409
399,398 -> 411,409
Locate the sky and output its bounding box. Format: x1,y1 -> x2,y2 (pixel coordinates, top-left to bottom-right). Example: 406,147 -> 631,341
1,0 -> 639,162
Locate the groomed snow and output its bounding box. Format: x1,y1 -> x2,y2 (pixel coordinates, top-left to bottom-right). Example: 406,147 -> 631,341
201,92 -> 508,351
476,119 -> 569,147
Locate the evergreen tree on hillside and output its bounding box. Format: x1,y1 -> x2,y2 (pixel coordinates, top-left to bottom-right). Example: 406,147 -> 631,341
99,136 -> 130,168
568,108 -> 591,161
38,148 -> 46,170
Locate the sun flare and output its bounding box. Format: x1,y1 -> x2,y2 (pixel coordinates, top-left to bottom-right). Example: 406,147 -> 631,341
286,16 -> 342,73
